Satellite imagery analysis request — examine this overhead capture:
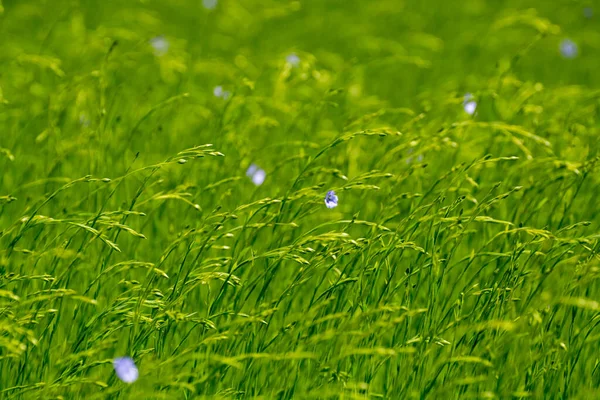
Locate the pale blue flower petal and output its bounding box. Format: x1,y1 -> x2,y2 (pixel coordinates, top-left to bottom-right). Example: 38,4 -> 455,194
150,36 -> 169,56
560,39 -> 578,59
246,164 -> 258,177
246,164 -> 266,186
325,190 -> 338,209
464,101 -> 477,115
213,86 -> 231,100
79,113 -> 90,127
113,357 -> 138,383
463,93 -> 477,115
286,53 -> 300,66
252,169 -> 266,186
203,0 -> 218,10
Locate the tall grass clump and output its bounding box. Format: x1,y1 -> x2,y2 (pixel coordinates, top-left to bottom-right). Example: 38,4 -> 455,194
1,0 -> 599,398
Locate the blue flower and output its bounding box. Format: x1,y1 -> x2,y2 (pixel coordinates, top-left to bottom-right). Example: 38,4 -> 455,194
79,113 -> 90,127
560,39 -> 578,59
203,0 -> 217,10
286,53 -> 300,67
246,163 -> 266,186
463,93 -> 477,115
584,7 -> 593,19
246,164 -> 258,177
213,86 -> 231,100
406,148 -> 424,164
324,190 -> 338,209
113,357 -> 138,383
251,169 -> 266,186
150,36 -> 169,57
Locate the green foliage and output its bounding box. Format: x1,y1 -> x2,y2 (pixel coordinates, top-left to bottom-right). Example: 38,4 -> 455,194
0,0 -> 599,398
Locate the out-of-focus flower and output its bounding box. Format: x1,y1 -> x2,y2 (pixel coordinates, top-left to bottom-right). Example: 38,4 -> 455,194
251,169 -> 266,186
246,164 -> 266,186
584,7 -> 593,19
560,39 -> 578,59
150,36 -> 169,57
286,53 -> 300,67
113,357 -> 138,383
79,113 -> 90,127
213,86 -> 231,100
463,93 -> 477,115
406,148 -> 424,164
324,190 -> 338,209
246,164 -> 258,177
203,0 -> 218,10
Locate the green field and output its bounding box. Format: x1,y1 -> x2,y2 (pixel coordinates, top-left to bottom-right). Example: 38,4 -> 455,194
1,0 -> 599,398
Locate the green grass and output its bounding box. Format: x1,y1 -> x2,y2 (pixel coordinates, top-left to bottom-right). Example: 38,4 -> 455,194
1,0 -> 600,398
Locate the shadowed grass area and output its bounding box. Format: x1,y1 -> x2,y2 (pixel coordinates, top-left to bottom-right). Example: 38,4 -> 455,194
1,0 -> 600,398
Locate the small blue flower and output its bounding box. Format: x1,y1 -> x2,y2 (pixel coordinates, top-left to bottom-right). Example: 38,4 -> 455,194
246,164 -> 266,186
79,113 -> 90,127
150,36 -> 169,57
246,164 -> 258,177
324,190 -> 338,209
213,86 -> 231,100
406,148 -> 424,164
463,93 -> 477,115
560,39 -> 578,59
251,169 -> 266,186
113,357 -> 138,383
584,7 -> 593,19
286,53 -> 300,67
203,0 -> 218,10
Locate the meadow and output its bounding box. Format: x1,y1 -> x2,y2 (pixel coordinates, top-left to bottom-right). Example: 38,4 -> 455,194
0,0 -> 599,398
